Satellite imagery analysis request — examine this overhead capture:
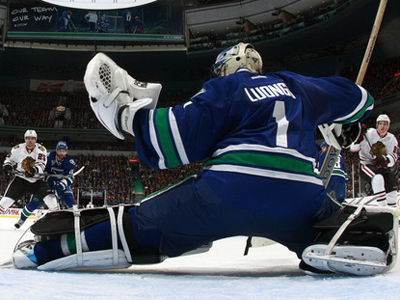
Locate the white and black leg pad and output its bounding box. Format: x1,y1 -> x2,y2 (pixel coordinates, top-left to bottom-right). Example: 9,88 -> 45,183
302,204 -> 398,275
31,205 -> 162,271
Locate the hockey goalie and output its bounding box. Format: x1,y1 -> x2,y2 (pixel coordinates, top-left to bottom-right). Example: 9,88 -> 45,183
12,43 -> 398,276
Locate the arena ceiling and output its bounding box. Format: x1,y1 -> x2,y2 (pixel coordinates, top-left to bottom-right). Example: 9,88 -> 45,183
1,0 -> 399,84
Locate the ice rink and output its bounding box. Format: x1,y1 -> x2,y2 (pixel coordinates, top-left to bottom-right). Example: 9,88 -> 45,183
1,211 -> 400,300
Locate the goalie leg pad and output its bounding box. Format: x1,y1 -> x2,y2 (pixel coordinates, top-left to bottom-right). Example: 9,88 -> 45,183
302,245 -> 387,275
37,249 -> 130,271
25,204 -> 163,270
31,204 -> 135,236
302,204 -> 398,276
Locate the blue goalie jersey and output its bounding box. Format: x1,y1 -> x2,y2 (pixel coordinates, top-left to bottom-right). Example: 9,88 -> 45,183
133,69 -> 373,217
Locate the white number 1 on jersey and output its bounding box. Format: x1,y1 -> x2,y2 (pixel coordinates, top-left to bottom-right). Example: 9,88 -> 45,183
272,101 -> 288,147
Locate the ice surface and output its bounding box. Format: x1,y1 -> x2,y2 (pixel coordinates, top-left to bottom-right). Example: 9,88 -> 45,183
1,217 -> 400,300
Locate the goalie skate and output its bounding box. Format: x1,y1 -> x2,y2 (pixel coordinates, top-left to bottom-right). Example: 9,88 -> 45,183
302,244 -> 387,275
84,53 -> 162,139
12,240 -> 38,269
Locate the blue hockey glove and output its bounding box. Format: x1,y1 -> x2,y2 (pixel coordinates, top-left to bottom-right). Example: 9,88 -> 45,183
54,179 -> 68,192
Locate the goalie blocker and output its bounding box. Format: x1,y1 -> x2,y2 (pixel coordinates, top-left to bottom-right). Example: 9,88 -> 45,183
12,203 -> 397,275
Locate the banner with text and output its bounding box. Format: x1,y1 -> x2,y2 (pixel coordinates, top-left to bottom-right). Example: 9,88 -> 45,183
30,79 -> 85,92
9,2 -> 183,35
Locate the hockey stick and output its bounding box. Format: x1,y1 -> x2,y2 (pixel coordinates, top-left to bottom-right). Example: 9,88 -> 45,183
245,0 -> 389,256
46,166 -> 86,179
10,166 -> 85,179
318,0 -> 388,189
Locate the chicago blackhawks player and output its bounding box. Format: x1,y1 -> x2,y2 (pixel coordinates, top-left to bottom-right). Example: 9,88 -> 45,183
350,114 -> 398,207
0,130 -> 58,227
14,141 -> 77,228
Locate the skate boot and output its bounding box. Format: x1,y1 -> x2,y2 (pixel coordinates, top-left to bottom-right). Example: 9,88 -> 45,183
14,219 -> 25,229
12,240 -> 38,269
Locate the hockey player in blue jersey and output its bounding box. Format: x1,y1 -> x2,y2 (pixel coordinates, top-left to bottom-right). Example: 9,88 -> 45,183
14,141 -> 76,229
317,141 -> 348,203
13,43 -> 398,275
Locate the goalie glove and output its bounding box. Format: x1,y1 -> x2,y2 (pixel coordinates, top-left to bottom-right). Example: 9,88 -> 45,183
319,123 -> 362,150
84,53 -> 162,140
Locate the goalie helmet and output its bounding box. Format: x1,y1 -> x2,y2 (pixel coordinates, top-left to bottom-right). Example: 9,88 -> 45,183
212,42 -> 263,77
376,114 -> 390,126
24,130 -> 37,140
56,141 -> 68,150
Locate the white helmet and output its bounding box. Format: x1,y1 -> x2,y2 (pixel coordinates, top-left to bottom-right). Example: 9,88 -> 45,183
212,42 -> 263,77
376,114 -> 390,126
24,129 -> 37,140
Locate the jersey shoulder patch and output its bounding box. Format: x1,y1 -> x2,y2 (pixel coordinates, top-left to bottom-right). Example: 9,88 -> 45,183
39,146 -> 46,151
13,144 -> 20,149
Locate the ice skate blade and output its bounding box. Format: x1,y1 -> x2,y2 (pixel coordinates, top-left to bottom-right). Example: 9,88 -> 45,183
302,244 -> 387,276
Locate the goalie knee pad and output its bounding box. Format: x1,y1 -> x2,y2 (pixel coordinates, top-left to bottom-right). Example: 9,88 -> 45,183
302,204 -> 398,275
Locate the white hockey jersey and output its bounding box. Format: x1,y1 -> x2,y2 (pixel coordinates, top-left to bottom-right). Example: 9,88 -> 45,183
3,143 -> 47,183
350,128 -> 398,167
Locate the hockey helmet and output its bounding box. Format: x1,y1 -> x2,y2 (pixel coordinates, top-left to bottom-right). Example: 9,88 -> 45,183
321,141 -> 329,148
56,141 -> 68,150
24,129 -> 37,140
212,42 -> 263,77
376,114 -> 390,125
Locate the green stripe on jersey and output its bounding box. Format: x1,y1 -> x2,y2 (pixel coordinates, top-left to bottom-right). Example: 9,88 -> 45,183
154,108 -> 180,168
333,169 -> 348,180
205,151 -> 317,177
66,232 -> 76,254
341,93 -> 374,124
